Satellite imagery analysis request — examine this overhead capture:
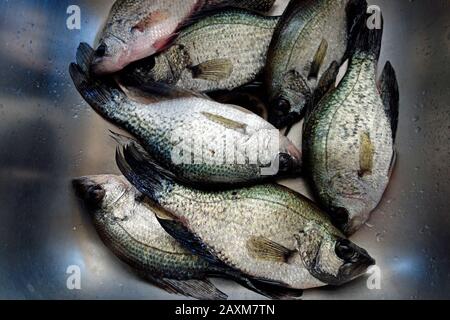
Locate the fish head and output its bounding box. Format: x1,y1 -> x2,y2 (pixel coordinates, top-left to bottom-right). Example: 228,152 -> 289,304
295,225 -> 375,286
91,35 -> 135,74
72,175 -> 136,213
268,71 -> 311,129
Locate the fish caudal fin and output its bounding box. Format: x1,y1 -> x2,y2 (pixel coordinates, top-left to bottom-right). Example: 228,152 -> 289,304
115,138 -> 175,203
69,43 -> 123,115
153,277 -> 228,300
379,61 -> 399,142
351,9 -> 384,60
345,0 -> 369,57
76,42 -> 95,73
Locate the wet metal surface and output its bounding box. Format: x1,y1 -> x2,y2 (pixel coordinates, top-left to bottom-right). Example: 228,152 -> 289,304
0,0 -> 449,299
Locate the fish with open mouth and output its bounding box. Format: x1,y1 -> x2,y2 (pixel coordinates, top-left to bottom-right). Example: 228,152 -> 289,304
115,141 -> 376,291
72,174 -> 227,300
92,0 -> 276,74
265,0 -> 367,128
120,9 -> 279,93
70,43 -> 302,187
302,13 -> 399,235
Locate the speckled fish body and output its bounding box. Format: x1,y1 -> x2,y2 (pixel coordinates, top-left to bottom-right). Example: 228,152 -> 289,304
70,43 -> 302,186
266,0 -> 367,128
72,174 -> 227,300
123,9 -> 279,92
302,16 -> 399,235
92,0 -> 276,74
115,147 -> 376,290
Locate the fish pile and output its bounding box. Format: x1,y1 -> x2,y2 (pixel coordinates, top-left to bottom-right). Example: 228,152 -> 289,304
70,0 -> 399,300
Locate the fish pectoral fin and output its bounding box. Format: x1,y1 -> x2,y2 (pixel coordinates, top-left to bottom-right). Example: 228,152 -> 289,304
358,132 -> 374,177
154,278 -> 228,300
378,61 -> 399,142
246,236 -> 294,263
308,39 -> 328,80
201,112 -> 247,131
131,9 -> 170,33
191,59 -> 233,81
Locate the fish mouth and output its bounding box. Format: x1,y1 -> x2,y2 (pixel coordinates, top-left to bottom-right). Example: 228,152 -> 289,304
72,176 -> 106,207
334,239 -> 376,285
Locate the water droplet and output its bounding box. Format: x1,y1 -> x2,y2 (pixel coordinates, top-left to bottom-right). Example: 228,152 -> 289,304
415,127 -> 422,133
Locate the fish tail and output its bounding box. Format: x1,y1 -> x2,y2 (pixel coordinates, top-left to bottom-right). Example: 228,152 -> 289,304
115,137 -> 175,203
351,8 -> 384,60
69,43 -> 125,119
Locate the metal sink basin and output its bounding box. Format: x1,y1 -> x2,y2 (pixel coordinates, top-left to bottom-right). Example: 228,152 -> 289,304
0,0 -> 449,299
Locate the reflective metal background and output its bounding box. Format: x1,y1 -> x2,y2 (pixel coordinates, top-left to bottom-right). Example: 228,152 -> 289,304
0,0 -> 449,299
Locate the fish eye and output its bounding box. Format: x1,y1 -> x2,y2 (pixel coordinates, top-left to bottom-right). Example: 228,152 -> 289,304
276,98 -> 291,114
335,239 -> 357,261
95,43 -> 107,57
278,153 -> 293,172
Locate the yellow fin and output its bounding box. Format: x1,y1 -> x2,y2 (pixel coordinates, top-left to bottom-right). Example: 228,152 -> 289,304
359,132 -> 374,177
308,39 -> 328,80
191,59 -> 233,81
201,112 -> 247,131
246,236 -> 292,263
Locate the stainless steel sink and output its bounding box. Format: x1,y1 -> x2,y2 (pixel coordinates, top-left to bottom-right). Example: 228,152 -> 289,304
0,0 -> 449,299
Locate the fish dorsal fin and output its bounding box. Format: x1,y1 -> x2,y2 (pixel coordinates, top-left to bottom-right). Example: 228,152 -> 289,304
131,9 -> 171,33
153,278 -> 228,300
246,236 -> 294,263
378,61 -> 399,142
201,112 -> 247,131
358,132 -> 374,177
308,39 -> 328,80
191,59 -> 233,81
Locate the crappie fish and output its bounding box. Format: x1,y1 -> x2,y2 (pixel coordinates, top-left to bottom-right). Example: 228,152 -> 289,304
302,14 -> 399,235
115,142 -> 375,290
72,174 -> 227,300
92,0 -> 276,74
120,9 -> 279,93
266,0 -> 367,128
70,43 -> 302,187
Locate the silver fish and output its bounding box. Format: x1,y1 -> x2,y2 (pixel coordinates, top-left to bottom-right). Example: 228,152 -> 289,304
121,9 -> 279,92
70,43 -> 302,187
115,142 -> 376,290
303,14 -> 399,235
266,0 -> 367,128
92,0 -> 276,74
72,174 -> 227,300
